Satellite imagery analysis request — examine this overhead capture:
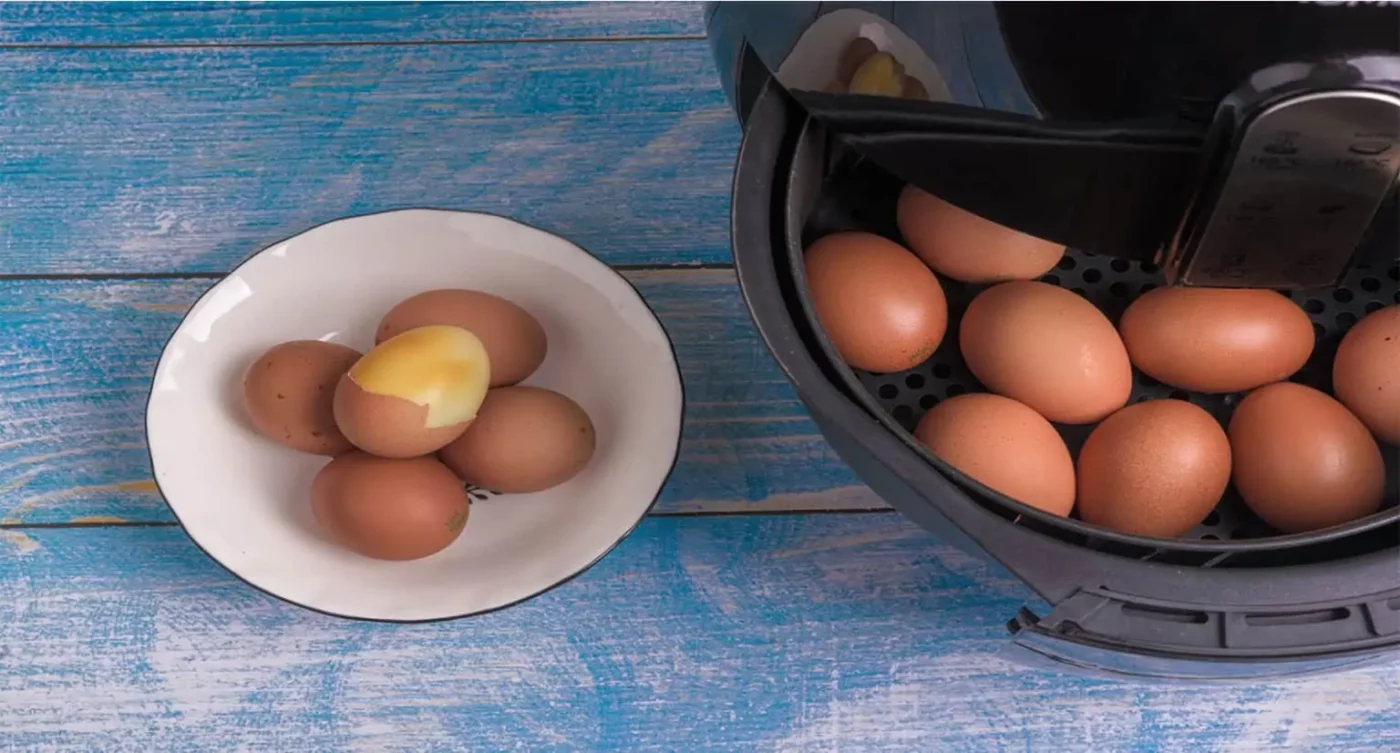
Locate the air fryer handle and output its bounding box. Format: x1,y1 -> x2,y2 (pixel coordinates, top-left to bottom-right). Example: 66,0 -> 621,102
1002,582 -> 1400,674
1003,615 -> 1400,682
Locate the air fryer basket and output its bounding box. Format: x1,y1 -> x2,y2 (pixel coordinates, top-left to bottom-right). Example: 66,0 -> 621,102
732,80 -> 1400,679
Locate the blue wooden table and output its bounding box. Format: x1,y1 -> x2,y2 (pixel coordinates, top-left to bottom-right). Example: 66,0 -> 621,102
0,3 -> 1396,750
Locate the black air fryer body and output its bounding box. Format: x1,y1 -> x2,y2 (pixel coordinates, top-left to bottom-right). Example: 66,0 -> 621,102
707,2 -> 1400,680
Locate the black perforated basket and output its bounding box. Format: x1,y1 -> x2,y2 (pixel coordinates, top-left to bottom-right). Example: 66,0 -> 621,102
731,80 -> 1400,681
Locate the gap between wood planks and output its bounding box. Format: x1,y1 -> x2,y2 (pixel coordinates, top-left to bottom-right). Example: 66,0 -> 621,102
0,34 -> 708,52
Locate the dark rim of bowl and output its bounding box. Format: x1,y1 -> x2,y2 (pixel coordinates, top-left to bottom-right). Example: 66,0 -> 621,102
143,207 -> 686,624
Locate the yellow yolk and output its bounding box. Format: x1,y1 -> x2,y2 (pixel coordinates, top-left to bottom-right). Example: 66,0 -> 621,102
348,325 -> 491,428
848,52 -> 905,97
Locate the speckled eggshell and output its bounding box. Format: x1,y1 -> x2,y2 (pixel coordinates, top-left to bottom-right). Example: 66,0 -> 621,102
914,393 -> 1075,516
377,289 -> 547,387
311,452 -> 470,561
959,281 -> 1132,424
1119,287 -> 1314,393
242,340 -> 362,455
896,185 -> 1066,283
1332,304 -> 1400,445
1229,382 -> 1385,533
804,231 -> 947,374
1076,399 -> 1232,539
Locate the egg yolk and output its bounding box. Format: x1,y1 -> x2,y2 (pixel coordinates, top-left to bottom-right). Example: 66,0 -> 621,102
348,325 -> 491,428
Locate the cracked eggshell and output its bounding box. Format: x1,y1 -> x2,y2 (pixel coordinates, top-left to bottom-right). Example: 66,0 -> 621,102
333,325 -> 491,458
376,289 -> 546,387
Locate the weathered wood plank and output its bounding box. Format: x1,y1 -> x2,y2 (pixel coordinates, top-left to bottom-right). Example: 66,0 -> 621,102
0,2 -> 705,46
0,40 -> 738,274
1,517 -> 1395,751
0,270 -> 874,524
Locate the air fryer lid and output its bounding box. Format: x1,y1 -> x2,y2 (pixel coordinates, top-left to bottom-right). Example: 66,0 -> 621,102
709,2 -> 1400,289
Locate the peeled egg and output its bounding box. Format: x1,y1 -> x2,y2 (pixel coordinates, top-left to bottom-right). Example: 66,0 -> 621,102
914,393 -> 1075,516
438,386 -> 596,494
1076,399 -> 1232,538
1332,304 -> 1400,444
311,452 -> 469,560
1229,382 -> 1385,533
1119,287 -> 1314,393
960,281 -> 1132,424
805,232 -> 947,373
896,185 -> 1066,283
242,340 -> 362,455
333,325 -> 491,458
847,51 -> 905,96
835,37 -> 879,89
377,289 -> 546,387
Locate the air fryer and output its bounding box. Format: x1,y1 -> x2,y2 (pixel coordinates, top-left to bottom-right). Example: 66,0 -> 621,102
707,2 -> 1400,680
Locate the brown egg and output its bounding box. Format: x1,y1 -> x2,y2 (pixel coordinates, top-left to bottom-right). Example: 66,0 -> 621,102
311,452 -> 469,560
896,186 -> 1066,283
1120,287 -> 1314,393
914,393 -> 1075,516
804,232 -> 947,373
438,386 -> 596,494
1229,382 -> 1385,533
1077,399 -> 1231,538
1333,304 -> 1400,444
242,340 -> 362,455
377,289 -> 546,387
959,281 -> 1132,424
901,76 -> 929,101
333,325 -> 490,458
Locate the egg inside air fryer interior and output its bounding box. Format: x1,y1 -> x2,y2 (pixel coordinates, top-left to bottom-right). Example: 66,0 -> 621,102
1119,287 -> 1314,394
897,185 -> 1066,284
1228,382 -> 1385,534
959,280 -> 1132,425
914,393 -> 1075,517
804,231 -> 947,374
1076,399 -> 1232,538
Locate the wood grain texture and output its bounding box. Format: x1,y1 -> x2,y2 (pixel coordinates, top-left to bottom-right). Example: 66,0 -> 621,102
2,517 -> 1396,751
0,270 -> 873,525
0,40 -> 738,274
0,2 -> 705,45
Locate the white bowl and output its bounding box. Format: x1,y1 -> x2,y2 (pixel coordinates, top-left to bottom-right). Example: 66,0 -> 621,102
146,209 -> 684,621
